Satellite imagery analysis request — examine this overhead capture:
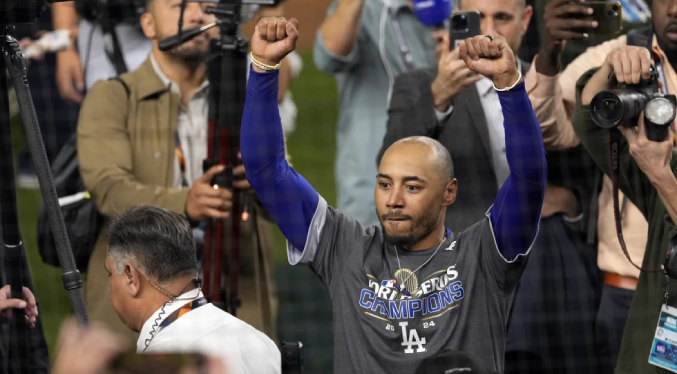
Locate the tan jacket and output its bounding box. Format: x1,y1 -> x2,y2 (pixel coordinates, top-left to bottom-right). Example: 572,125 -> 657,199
78,57 -> 278,341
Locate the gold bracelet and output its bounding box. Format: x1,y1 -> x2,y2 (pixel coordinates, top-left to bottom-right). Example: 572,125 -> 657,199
250,52 -> 281,71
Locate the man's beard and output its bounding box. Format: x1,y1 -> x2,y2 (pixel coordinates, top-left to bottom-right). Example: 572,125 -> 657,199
378,208 -> 438,248
168,45 -> 209,62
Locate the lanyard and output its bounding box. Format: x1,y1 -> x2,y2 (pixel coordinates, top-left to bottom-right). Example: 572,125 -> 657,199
158,296 -> 208,333
389,9 -> 416,73
175,133 -> 189,188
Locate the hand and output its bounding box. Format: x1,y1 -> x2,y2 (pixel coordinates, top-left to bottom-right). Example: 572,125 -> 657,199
582,45 -> 653,104
541,184 -> 581,218
459,35 -> 520,89
537,0 -> 597,75
603,45 -> 653,85
56,48 -> 84,104
51,318 -> 127,374
0,285 -> 38,328
251,17 -> 299,69
186,165 -> 233,221
618,113 -> 674,186
233,152 -> 255,194
431,33 -> 482,112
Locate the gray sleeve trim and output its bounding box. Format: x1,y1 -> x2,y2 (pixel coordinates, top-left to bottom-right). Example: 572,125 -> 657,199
484,205 -> 540,264
286,196 -> 329,265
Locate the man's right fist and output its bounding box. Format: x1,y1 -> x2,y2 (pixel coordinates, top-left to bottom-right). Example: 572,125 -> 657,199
251,17 -> 300,69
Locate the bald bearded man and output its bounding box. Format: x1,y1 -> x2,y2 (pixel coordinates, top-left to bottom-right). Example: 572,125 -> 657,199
241,18 -> 547,374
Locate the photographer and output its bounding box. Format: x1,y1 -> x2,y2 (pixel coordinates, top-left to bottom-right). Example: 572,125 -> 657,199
77,0 -> 282,344
573,46 -> 677,374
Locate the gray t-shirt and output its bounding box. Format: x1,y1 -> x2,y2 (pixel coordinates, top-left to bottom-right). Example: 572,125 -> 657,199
287,197 -> 532,374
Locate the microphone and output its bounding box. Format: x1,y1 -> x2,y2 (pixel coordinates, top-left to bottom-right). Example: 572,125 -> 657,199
159,21 -> 220,52
411,0 -> 452,27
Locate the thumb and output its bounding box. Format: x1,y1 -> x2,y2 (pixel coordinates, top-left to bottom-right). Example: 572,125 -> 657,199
285,19 -> 300,52
199,165 -> 225,183
0,299 -> 26,311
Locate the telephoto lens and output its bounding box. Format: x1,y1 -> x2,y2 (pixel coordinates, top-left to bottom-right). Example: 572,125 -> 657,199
590,89 -> 651,129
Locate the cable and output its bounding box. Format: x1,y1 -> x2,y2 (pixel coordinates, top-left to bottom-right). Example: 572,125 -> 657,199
141,273 -> 203,351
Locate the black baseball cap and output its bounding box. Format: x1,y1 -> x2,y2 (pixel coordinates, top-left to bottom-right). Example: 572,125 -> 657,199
415,350 -> 496,374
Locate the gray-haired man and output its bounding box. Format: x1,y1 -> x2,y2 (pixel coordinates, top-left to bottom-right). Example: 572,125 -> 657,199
104,206 -> 280,374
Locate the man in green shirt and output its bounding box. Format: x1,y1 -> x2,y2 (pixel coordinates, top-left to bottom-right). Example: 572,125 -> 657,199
573,45 -> 677,374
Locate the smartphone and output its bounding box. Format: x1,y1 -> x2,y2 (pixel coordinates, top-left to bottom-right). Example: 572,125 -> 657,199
108,352 -> 209,374
449,11 -> 481,49
581,1 -> 623,34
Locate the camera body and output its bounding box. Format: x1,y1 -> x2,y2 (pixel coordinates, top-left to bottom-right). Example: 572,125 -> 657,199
591,65 -> 676,142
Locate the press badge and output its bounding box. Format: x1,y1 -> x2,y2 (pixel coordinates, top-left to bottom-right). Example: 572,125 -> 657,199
649,304 -> 677,372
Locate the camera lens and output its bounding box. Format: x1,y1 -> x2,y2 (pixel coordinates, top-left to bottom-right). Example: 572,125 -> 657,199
597,98 -> 622,123
452,15 -> 468,31
607,10 -> 616,17
612,4 -> 619,11
646,97 -> 676,125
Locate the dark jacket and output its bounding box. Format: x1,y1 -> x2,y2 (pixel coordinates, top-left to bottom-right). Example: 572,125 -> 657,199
378,61 -> 530,232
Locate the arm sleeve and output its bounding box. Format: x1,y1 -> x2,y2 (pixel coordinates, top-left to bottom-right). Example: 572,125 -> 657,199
312,1 -> 363,74
489,82 -> 548,262
77,80 -> 190,219
240,67 -> 319,251
378,71 -> 447,165
524,61 -> 580,150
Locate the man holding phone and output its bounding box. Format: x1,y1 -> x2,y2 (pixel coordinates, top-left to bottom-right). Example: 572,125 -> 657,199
524,0 -> 677,372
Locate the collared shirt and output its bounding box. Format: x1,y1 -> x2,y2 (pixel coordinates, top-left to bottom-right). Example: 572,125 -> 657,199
524,34 -> 675,280
314,0 -> 436,227
150,54 -> 210,188
138,290 -> 281,374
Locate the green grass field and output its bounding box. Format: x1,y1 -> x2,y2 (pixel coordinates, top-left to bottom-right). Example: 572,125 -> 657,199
12,50 -> 338,360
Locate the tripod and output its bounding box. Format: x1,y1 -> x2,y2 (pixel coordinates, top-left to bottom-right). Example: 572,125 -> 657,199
201,3 -> 250,316
0,25 -> 87,373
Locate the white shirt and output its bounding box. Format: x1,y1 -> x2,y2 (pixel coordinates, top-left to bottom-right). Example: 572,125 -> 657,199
150,54 -> 210,188
138,291 -> 281,374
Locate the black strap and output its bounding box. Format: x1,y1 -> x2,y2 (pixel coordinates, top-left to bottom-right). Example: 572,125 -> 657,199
109,77 -> 130,97
100,20 -> 128,76
389,9 -> 415,73
608,129 -> 663,273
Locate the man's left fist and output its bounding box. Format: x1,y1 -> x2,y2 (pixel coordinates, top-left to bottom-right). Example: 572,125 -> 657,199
458,34 -> 520,89
251,17 -> 300,69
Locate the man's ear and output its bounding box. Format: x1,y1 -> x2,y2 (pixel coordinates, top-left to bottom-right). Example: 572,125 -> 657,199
442,178 -> 458,207
125,264 -> 142,297
140,12 -> 156,40
521,6 -> 534,35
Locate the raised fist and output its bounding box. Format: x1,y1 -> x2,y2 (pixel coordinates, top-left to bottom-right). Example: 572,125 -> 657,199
251,17 -> 299,68
459,35 -> 520,90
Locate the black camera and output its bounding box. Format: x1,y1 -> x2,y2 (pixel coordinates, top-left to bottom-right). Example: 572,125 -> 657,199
591,66 -> 677,142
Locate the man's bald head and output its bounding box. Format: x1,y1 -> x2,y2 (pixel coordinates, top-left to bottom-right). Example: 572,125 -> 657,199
389,136 -> 454,184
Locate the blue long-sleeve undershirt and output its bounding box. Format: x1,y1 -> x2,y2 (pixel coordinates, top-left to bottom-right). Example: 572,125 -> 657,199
241,67 -> 546,261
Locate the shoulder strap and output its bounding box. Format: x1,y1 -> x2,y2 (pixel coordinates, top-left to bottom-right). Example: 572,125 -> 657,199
109,77 -> 130,97
626,26 -> 653,50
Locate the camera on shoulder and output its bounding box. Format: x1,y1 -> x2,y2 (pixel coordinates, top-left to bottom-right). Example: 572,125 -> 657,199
590,65 -> 677,142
